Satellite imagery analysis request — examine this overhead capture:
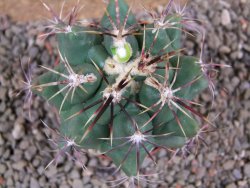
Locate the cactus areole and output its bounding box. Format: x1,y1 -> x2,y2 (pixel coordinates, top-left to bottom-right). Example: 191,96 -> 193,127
34,0 -> 213,178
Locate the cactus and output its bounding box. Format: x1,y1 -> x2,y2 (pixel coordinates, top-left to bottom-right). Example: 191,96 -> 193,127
19,0 -> 229,185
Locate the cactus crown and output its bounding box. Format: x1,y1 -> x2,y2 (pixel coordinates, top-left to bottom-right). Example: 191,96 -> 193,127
22,0 -> 226,185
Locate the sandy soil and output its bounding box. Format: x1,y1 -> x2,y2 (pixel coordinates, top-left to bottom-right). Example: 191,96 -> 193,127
0,0 -> 178,22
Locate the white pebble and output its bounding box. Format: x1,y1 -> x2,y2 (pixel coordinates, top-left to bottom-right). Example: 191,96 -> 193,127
221,9 -> 231,26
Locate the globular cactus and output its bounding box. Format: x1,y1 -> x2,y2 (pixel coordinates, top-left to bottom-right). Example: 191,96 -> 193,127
21,0 -> 227,185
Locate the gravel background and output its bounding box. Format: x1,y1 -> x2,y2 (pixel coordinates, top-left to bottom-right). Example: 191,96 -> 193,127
0,0 -> 250,187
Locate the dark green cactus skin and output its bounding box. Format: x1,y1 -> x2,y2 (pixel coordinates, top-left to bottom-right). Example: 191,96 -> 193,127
35,0 -> 208,177
101,109 -> 154,176
57,26 -> 102,66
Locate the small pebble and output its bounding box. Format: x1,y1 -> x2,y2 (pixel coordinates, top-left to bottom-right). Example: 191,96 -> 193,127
226,183 -> 237,188
221,9 -> 231,25
72,179 -> 84,188
12,122 -> 25,140
45,166 -> 57,178
243,164 -> 250,178
219,46 -> 231,54
12,160 -> 27,171
28,46 -> 39,59
0,134 -> 4,145
70,170 -> 80,179
0,163 -> 7,174
223,160 -> 235,170
232,169 -> 242,180
30,177 -> 40,188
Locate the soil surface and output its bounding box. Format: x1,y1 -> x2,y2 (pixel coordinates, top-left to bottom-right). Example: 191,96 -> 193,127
0,0 -> 176,22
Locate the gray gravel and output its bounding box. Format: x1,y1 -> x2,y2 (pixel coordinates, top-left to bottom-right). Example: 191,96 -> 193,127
0,0 -> 250,187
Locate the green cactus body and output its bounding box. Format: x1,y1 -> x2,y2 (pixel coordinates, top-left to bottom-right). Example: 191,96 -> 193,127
57,26 -> 103,66
34,0 -> 209,178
